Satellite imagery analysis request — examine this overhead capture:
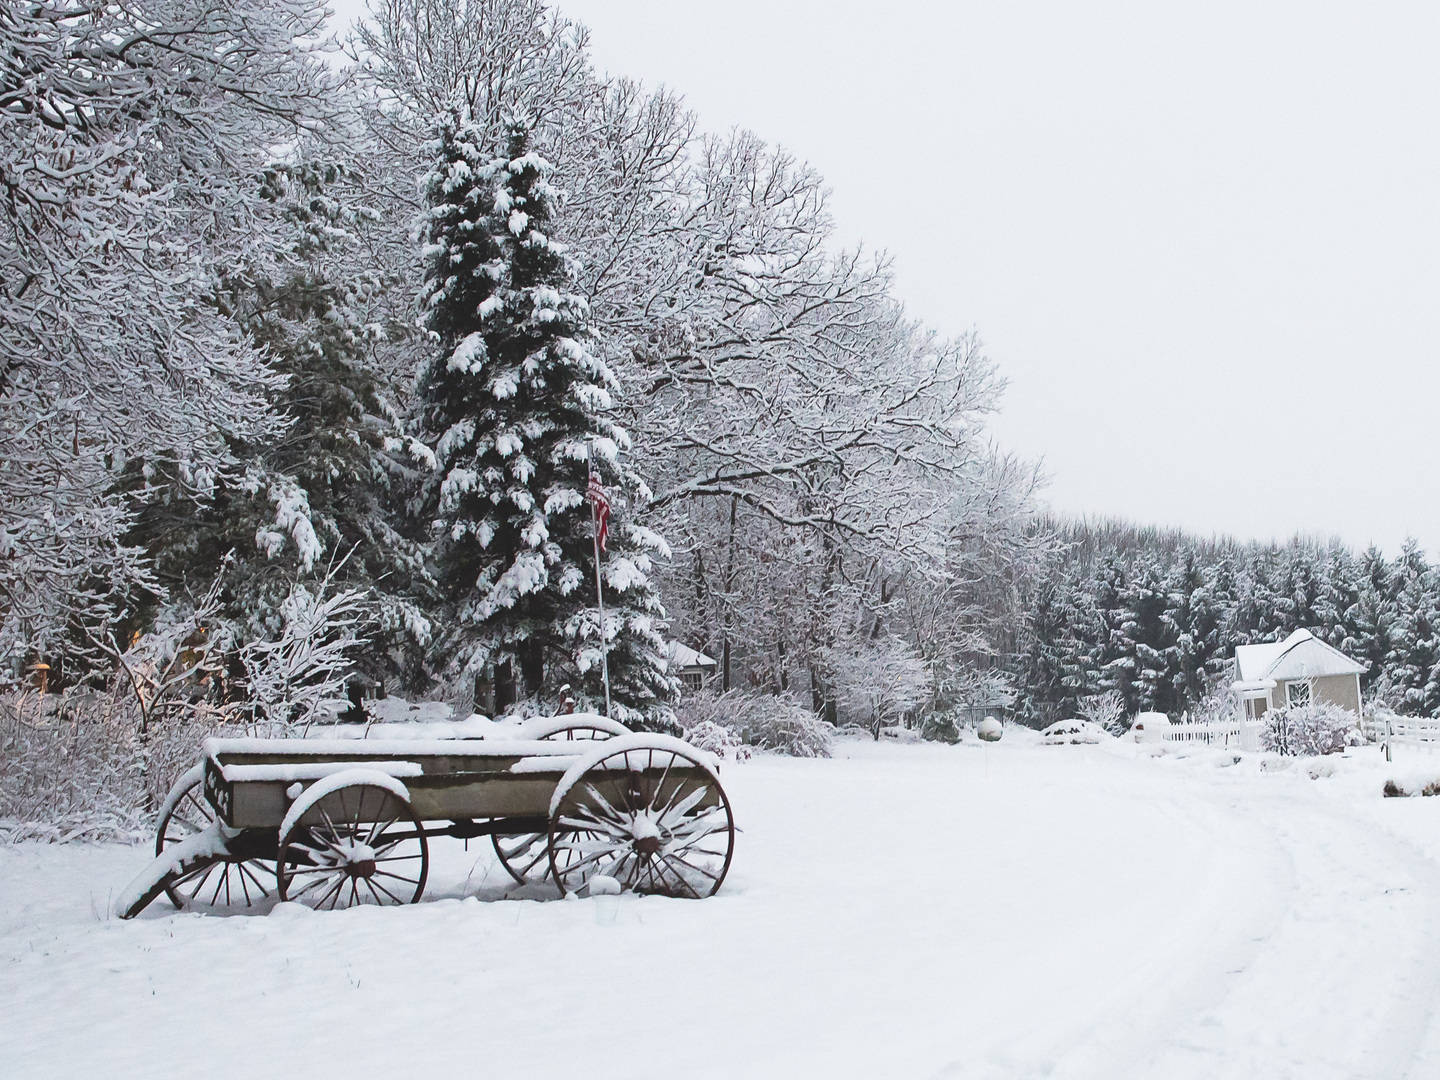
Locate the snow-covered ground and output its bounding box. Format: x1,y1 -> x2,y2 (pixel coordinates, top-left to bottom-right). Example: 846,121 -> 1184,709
6,734 -> 1440,1079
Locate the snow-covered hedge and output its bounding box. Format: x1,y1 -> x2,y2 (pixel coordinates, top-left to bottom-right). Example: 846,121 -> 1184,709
0,691 -> 226,842
1261,702 -> 1356,757
678,689 -> 831,758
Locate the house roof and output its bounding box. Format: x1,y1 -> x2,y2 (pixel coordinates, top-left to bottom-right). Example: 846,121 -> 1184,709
1234,629 -> 1364,682
668,642 -> 718,670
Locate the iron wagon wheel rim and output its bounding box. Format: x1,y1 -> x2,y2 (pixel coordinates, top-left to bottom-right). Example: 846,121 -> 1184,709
155,770 -> 275,911
493,721 -> 624,884
492,831 -> 551,884
276,782 -> 430,911
547,744 -> 735,899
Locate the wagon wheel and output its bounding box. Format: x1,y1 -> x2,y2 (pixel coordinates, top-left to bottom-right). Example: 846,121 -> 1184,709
548,740 -> 735,898
276,778 -> 429,911
156,764 -> 276,911
492,718 -> 630,885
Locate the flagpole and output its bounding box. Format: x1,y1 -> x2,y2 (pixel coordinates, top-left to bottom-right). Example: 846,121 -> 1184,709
589,449 -> 613,718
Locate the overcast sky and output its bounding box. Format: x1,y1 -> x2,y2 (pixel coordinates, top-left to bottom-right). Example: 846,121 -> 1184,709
338,1 -> 1440,553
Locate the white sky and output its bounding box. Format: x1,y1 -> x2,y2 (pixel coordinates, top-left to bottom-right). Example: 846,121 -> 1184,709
336,1 -> 1440,553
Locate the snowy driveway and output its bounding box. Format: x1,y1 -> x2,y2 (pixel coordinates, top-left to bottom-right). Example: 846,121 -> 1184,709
4,738 -> 1440,1079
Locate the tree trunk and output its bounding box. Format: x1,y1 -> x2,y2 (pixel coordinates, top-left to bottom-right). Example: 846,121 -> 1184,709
494,660 -> 516,713
519,642 -> 544,700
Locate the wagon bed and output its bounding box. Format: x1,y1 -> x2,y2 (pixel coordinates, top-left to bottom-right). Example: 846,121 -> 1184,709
117,716 -> 735,918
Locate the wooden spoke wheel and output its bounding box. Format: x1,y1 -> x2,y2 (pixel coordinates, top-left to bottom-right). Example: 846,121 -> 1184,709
491,831 -> 556,885
548,742 -> 735,899
519,715 -> 631,741
276,780 -> 429,911
156,765 -> 275,911
492,718 -> 628,885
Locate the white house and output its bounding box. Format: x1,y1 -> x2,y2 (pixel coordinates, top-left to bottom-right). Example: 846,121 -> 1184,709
668,642 -> 718,693
1232,628 -> 1364,720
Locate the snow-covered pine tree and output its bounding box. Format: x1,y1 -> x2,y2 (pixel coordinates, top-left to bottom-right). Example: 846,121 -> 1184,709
1162,548 -> 1223,713
1121,555 -> 1171,712
1386,540 -> 1440,716
416,116 -> 676,728
1349,545 -> 1395,694
1014,580 -> 1081,725
1087,555 -> 1131,702
125,160 -> 433,691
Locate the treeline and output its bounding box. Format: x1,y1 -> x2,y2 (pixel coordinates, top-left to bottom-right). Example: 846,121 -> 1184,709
1,0 -> 1042,728
1007,518 -> 1440,725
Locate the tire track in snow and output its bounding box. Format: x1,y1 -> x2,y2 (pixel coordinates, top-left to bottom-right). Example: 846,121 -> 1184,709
1130,775 -> 1440,1080
930,758 -> 1301,1080
935,759 -> 1440,1080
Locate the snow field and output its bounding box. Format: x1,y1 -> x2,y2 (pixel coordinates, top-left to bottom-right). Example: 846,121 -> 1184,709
5,738 -> 1440,1078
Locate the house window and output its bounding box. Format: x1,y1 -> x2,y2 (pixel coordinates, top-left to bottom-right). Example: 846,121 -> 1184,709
681,671 -> 704,693
1286,680 -> 1312,708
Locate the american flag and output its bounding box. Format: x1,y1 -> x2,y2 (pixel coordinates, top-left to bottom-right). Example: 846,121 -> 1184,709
587,465 -> 611,552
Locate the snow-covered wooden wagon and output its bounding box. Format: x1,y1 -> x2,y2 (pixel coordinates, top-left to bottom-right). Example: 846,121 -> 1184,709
116,716 -> 734,918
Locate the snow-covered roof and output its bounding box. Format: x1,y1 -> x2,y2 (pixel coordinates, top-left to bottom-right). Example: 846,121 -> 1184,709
668,641 -> 717,670
1233,679 -> 1278,697
1234,629 -> 1364,682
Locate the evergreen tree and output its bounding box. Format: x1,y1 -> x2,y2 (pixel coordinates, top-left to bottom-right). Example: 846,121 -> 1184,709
1015,580 -> 1082,725
415,116 -> 675,727
1234,548 -> 1282,645
1349,545 -> 1394,694
1386,540 -> 1440,715
1088,555 -> 1132,702
1162,548 -> 1226,713
1122,555 -> 1172,712
126,160 -> 432,688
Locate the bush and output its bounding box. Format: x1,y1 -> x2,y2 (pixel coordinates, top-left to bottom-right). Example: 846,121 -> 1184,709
1,690 -> 230,842
1077,691 -> 1126,736
1261,702 -> 1356,757
1041,718 -> 1105,745
681,719 -> 749,760
919,710 -> 961,744
677,688 -> 831,758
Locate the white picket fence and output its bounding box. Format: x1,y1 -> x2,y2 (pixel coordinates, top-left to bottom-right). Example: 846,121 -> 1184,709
1154,719 -> 1256,749
1363,713 -> 1440,758
1146,711 -> 1440,758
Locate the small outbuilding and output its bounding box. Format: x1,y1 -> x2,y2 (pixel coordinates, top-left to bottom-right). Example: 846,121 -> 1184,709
668,642 -> 719,693
1231,629 -> 1364,720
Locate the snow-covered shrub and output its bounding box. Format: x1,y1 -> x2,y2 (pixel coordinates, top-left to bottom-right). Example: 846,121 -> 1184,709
1383,771 -> 1440,797
1192,672 -> 1242,727
1077,691 -> 1126,736
0,689 -> 229,842
743,702 -> 833,756
919,708 -> 963,744
676,689 -> 831,758
1041,718 -> 1105,745
682,719 -> 750,761
241,579 -> 370,733
1261,702 -> 1356,757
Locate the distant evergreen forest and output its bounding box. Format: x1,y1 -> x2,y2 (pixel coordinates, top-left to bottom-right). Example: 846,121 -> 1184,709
1006,518 -> 1440,726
